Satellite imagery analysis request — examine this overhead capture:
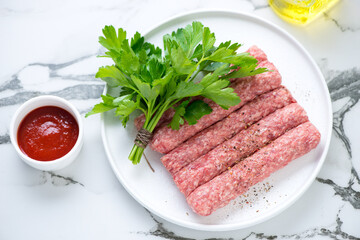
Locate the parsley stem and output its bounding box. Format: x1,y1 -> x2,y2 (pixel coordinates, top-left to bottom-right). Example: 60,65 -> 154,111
128,102 -> 169,164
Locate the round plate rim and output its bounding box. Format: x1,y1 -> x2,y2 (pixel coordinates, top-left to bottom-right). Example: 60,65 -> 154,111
101,9 -> 333,231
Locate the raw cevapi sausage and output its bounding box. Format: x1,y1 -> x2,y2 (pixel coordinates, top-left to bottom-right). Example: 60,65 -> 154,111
186,122 -> 320,216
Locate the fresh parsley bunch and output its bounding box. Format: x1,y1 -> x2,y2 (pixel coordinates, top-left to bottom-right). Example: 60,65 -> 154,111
86,22 -> 267,164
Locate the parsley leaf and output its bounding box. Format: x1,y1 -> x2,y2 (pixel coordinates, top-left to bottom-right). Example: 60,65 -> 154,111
184,100 -> 213,125
95,65 -> 133,88
85,94 -> 117,117
169,100 -> 189,130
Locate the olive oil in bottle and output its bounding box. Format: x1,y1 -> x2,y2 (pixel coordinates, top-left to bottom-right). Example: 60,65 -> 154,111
269,0 -> 340,24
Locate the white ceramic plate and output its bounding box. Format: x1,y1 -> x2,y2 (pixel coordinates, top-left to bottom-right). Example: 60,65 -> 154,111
101,10 -> 332,231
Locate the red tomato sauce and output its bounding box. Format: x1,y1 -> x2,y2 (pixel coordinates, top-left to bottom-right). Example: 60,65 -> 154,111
17,106 -> 79,161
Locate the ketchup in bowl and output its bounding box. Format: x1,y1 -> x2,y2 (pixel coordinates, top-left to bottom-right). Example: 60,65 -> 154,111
17,106 -> 79,161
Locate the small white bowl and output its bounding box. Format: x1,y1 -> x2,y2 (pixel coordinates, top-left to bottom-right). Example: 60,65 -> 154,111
10,95 -> 84,171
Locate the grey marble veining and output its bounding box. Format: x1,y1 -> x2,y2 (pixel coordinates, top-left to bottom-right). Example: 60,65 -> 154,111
323,13 -> 360,33
327,67 -> 360,157
0,75 -> 22,92
39,171 -> 85,187
138,210 -> 234,240
0,134 -> 10,144
0,84 -> 104,107
317,172 -> 360,210
0,54 -> 102,106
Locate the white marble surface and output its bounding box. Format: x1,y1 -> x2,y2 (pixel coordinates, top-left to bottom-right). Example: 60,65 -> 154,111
1,0 -> 359,239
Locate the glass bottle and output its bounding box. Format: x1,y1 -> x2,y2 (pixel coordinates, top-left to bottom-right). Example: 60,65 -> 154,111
269,0 -> 340,24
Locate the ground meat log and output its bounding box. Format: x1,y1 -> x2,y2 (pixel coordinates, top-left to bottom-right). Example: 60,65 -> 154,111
186,122 -> 320,216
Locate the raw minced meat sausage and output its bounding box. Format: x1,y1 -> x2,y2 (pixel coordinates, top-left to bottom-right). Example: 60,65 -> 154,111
186,122 -> 320,216
162,86 -> 295,176
246,45 -> 268,62
174,103 -> 309,196
150,60 -> 282,154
